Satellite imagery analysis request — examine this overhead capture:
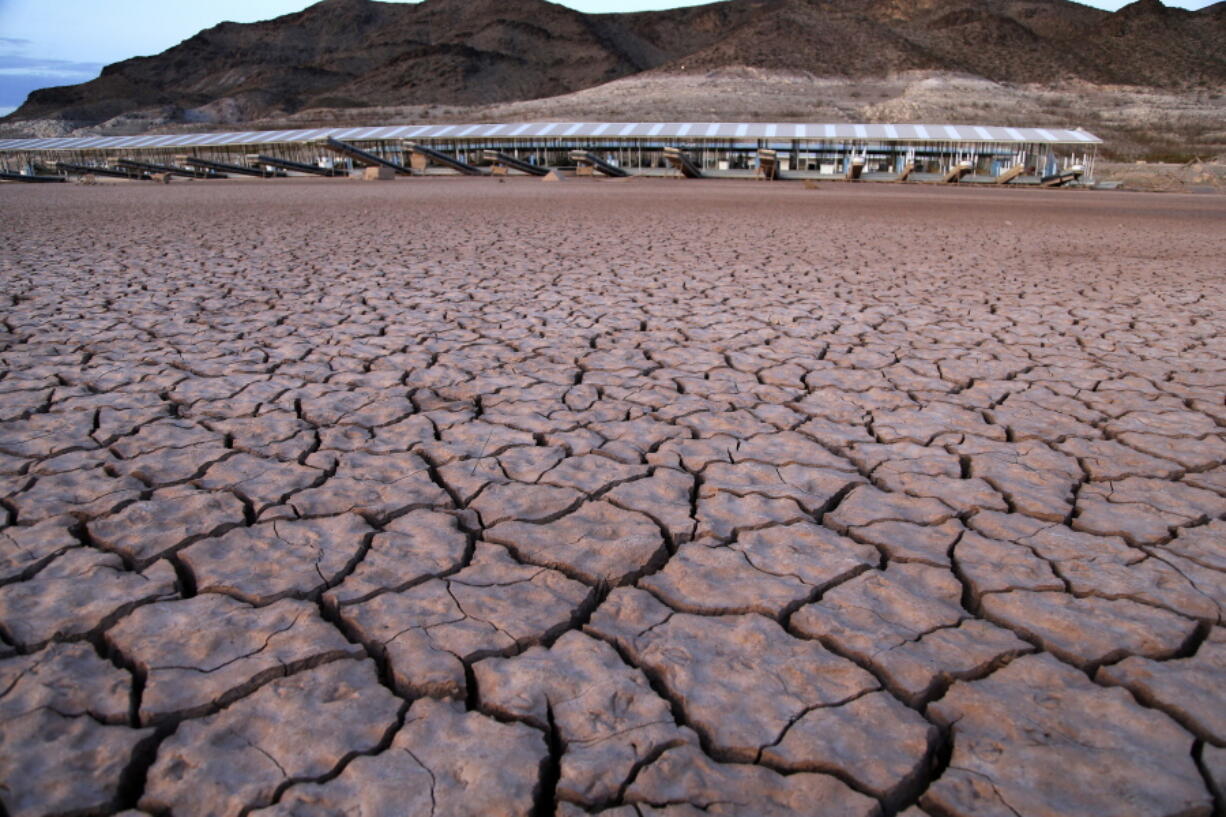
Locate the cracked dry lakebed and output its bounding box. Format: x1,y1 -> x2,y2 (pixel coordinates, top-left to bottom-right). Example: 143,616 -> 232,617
0,177 -> 1223,817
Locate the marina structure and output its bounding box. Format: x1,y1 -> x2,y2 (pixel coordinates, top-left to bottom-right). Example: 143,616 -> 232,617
0,121 -> 1101,185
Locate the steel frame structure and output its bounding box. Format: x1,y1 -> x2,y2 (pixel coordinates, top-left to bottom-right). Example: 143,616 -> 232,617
0,121 -> 1101,184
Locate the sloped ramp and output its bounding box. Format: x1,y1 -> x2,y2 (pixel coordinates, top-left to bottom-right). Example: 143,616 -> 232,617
256,155 -> 347,177
56,161 -> 149,180
1041,167 -> 1084,187
323,138 -> 413,175
996,165 -> 1025,185
482,151 -> 549,176
569,150 -> 629,177
116,158 -> 226,179
0,171 -> 64,183
183,157 -> 282,178
943,162 -> 973,183
663,147 -> 703,178
756,149 -> 779,180
409,144 -> 485,176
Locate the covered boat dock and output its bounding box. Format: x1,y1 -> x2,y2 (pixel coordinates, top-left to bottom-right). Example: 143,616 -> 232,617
0,121 -> 1101,185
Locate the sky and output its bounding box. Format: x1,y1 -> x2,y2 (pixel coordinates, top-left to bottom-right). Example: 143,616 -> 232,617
0,0 -> 1218,115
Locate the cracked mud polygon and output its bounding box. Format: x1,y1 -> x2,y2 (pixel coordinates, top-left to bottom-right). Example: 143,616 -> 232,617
0,178 -> 1223,817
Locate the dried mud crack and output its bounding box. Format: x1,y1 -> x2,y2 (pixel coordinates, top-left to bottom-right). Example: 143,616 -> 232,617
0,178 -> 1223,817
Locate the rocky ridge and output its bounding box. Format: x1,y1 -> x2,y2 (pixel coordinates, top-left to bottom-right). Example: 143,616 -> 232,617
4,0 -> 1224,133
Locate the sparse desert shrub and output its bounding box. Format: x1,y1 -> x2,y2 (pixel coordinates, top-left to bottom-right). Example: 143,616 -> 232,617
1141,150 -> 1201,163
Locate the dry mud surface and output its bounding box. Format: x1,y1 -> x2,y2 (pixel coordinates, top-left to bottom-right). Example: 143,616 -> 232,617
0,177 -> 1223,817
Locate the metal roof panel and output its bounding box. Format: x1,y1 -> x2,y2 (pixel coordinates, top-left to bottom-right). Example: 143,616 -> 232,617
0,121 -> 1102,152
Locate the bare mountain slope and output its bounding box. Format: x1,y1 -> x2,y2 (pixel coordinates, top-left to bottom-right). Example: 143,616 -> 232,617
636,0 -> 1225,86
8,0 -> 678,124
4,0 -> 1224,131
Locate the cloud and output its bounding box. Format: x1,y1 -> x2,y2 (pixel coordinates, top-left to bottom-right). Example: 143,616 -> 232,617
0,55 -> 105,77
0,37 -> 33,48
0,56 -> 104,110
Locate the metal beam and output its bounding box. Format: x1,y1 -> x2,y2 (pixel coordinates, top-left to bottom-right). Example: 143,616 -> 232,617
482,150 -> 548,176
55,161 -> 148,180
115,158 -> 225,179
182,156 -> 281,178
569,150 -> 629,177
254,155 -> 346,176
322,138 -> 413,175
408,143 -> 484,176
0,171 -> 65,183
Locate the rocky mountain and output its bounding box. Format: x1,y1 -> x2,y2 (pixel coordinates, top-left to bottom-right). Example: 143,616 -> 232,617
5,0 -> 1224,129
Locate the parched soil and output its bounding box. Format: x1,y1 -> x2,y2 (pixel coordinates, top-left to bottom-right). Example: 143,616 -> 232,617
0,177 -> 1223,817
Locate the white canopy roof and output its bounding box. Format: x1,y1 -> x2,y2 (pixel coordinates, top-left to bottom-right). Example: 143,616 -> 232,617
0,121 -> 1101,152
